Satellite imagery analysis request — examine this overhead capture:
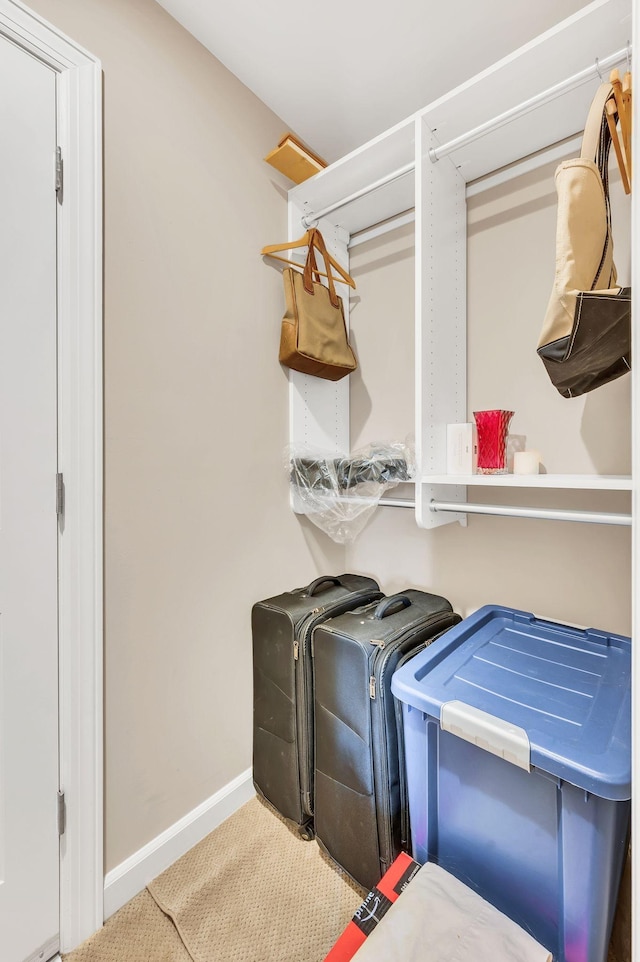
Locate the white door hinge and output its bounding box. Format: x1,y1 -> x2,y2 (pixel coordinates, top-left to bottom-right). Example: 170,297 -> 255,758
56,473 -> 65,519
55,147 -> 63,197
57,791 -> 66,836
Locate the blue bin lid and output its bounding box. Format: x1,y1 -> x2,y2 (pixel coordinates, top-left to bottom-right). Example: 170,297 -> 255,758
391,605 -> 631,800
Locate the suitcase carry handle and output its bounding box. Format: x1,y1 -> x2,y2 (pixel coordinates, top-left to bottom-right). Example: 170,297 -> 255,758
374,594 -> 412,619
307,576 -> 342,597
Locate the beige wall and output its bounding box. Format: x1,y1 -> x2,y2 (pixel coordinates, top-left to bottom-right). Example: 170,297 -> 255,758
346,158 -> 631,636
28,0 -> 342,871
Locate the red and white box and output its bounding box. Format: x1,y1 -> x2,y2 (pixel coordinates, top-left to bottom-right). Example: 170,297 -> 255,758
324,853 -> 421,962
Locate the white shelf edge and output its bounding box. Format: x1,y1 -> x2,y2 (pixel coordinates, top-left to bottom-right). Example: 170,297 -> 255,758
420,474 -> 632,490
288,114 -> 416,205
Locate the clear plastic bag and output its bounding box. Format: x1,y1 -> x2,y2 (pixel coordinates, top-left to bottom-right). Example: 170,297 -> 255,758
288,440 -> 415,543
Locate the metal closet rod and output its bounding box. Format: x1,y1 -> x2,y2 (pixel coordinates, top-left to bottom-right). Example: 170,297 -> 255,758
301,162 -> 415,228
379,498 -> 416,508
430,501 -> 632,526
430,46 -> 630,162
300,45 -> 630,228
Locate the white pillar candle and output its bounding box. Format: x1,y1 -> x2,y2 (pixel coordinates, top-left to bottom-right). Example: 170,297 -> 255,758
513,450 -> 540,475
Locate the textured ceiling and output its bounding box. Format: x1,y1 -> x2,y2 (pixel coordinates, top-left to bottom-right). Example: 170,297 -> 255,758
155,0 -> 594,162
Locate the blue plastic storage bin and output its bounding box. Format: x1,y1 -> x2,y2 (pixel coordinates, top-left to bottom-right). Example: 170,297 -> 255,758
391,605 -> 631,962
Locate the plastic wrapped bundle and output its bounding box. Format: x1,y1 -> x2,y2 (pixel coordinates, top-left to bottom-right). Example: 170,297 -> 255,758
289,440 -> 414,544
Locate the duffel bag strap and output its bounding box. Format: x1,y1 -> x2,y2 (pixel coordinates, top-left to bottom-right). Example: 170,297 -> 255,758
581,82 -> 615,163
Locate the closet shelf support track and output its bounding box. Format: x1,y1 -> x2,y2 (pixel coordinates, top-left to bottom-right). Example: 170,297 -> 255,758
430,501 -> 632,526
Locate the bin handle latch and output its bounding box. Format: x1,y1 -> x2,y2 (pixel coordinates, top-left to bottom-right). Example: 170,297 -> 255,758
440,701 -> 531,771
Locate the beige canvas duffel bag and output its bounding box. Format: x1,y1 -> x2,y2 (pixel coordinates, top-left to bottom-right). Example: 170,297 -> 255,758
279,228 -> 357,381
538,82 -> 631,398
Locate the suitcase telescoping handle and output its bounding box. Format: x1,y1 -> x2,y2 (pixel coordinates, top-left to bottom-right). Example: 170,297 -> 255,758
306,576 -> 343,597
374,594 -> 412,619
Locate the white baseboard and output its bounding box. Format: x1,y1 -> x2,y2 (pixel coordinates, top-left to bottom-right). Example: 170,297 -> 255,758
103,768 -> 255,919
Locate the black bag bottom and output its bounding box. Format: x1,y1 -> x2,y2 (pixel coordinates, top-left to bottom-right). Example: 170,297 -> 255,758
538,287 -> 631,398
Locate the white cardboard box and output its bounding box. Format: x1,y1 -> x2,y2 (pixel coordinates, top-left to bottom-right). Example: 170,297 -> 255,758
447,423 -> 477,475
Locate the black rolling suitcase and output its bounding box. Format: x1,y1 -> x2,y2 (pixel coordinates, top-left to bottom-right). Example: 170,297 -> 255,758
252,574 -> 382,839
312,589 -> 461,888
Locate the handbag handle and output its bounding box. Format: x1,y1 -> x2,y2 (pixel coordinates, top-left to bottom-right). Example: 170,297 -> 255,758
580,82 -> 616,245
303,228 -> 340,308
304,238 -> 324,286
304,240 -> 323,287
581,82 -> 614,164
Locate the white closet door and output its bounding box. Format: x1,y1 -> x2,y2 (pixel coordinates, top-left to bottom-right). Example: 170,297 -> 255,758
0,33 -> 60,962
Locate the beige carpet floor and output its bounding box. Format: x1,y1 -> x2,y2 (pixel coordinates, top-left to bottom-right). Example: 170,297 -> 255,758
61,889 -> 192,962
62,794 -> 631,962
63,796 -> 364,962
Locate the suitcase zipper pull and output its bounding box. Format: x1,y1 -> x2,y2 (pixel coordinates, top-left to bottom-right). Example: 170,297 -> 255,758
293,640 -> 299,660
369,639 -> 385,648
369,675 -> 376,699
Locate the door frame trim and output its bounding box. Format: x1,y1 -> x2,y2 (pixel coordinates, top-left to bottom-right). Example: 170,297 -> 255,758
0,1 -> 103,953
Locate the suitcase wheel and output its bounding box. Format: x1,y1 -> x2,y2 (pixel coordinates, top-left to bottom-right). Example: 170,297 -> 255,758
299,823 -> 315,842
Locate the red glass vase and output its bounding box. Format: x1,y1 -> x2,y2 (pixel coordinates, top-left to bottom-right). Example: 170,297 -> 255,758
473,410 -> 514,474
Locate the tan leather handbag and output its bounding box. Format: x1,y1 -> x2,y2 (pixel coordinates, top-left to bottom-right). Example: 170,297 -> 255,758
279,228 -> 357,381
538,82 -> 631,398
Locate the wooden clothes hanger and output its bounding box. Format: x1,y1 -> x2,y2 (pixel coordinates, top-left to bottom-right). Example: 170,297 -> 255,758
622,69 -> 632,177
606,68 -> 632,194
261,229 -> 357,289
